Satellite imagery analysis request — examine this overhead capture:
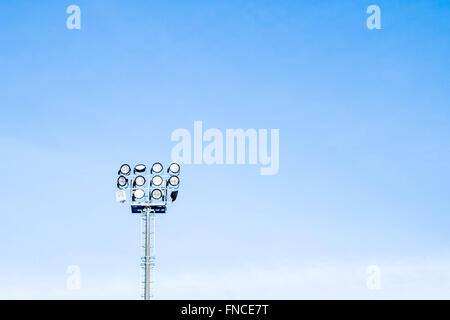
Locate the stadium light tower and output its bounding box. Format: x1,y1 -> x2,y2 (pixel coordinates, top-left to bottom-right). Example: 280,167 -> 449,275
116,162 -> 180,300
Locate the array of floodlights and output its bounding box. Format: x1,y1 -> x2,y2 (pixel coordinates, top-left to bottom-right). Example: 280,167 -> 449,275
116,162 -> 180,213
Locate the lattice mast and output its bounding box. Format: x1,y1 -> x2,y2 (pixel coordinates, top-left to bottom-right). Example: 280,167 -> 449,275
140,209 -> 156,299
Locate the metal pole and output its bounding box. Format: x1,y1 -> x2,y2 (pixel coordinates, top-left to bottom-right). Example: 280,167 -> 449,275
144,208 -> 151,300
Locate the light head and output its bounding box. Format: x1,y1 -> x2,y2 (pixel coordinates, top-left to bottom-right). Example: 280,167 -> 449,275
133,189 -> 145,200
151,162 -> 163,174
117,175 -> 129,189
168,175 -> 180,188
168,163 -> 180,175
151,189 -> 162,200
134,164 -> 146,174
134,175 -> 146,187
119,164 -> 131,176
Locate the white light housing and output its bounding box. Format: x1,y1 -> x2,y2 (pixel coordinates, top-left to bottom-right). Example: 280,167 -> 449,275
116,190 -> 127,202
168,175 -> 179,187
119,164 -> 131,175
134,164 -> 146,173
168,163 -> 180,175
134,189 -> 145,200
151,189 -> 162,199
117,175 -> 128,188
151,175 -> 163,186
151,162 -> 163,174
134,175 -> 146,187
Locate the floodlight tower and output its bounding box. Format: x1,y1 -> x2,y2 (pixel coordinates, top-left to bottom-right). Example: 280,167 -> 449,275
116,162 -> 180,300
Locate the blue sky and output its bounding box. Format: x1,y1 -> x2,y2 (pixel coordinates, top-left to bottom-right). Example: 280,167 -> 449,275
0,0 -> 450,299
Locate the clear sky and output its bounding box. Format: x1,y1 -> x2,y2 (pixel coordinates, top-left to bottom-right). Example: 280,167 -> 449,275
0,0 -> 449,299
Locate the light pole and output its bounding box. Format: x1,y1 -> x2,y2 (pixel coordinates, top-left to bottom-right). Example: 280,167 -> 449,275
116,162 -> 180,300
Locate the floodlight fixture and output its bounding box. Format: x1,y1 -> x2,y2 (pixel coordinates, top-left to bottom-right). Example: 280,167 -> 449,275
119,164 -> 131,175
151,162 -> 163,174
133,189 -> 145,200
117,175 -> 129,188
170,190 -> 178,202
151,189 -> 162,200
116,190 -> 127,202
134,164 -> 146,173
134,175 -> 146,187
151,175 -> 163,186
168,175 -> 179,187
168,163 -> 180,175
